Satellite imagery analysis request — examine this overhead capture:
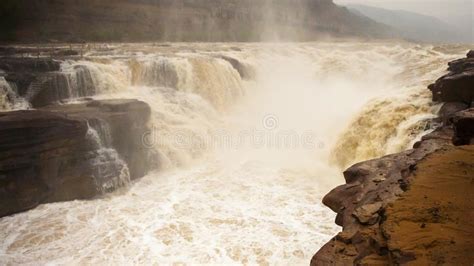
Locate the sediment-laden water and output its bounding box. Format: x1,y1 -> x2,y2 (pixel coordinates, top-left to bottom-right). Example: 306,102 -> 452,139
0,42 -> 469,264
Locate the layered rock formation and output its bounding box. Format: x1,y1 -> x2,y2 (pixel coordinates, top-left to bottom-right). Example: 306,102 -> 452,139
0,99 -> 152,218
0,57 -> 99,108
429,50 -> 474,104
0,0 -> 391,42
312,51 -> 474,265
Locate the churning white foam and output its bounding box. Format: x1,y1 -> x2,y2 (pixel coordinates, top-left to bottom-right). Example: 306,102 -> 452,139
0,77 -> 29,111
0,42 -> 469,265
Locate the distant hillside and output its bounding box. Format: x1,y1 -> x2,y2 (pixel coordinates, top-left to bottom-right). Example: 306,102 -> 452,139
348,4 -> 467,44
0,0 -> 392,42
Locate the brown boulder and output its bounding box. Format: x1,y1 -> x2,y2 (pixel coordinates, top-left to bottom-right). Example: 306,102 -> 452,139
467,50 -> 474,58
447,57 -> 474,73
429,52 -> 474,104
352,202 -> 383,225
438,102 -> 469,123
219,56 -> 256,80
429,69 -> 474,104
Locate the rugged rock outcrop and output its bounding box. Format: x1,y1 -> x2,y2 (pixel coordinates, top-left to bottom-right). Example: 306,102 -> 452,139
0,57 -> 98,108
0,58 -> 60,73
219,56 -> 256,80
429,53 -> 474,104
314,144 -> 474,265
0,0 -> 392,42
312,130 -> 456,265
0,58 -> 61,100
0,99 -> 152,217
44,100 -> 154,179
312,50 -> 474,265
453,108 -> 474,145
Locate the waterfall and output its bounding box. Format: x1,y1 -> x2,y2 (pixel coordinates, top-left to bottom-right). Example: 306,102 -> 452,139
0,77 -> 12,110
330,88 -> 439,169
60,60 -> 131,96
0,77 -> 29,111
86,121 -> 131,192
0,44 -> 460,169
129,55 -> 244,109
0,42 -> 469,265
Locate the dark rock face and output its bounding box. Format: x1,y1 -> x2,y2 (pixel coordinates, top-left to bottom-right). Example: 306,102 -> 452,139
219,56 -> 256,80
312,51 -> 474,265
0,58 -> 60,73
467,50 -> 474,58
44,99 -> 153,179
452,108 -> 474,145
312,133 -> 453,265
429,50 -> 474,104
0,58 -> 61,100
0,58 -> 98,108
1,0 -> 391,42
0,99 -> 152,217
438,102 -> 469,123
0,111 -> 90,217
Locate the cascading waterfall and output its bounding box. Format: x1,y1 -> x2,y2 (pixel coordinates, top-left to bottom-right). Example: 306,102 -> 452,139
86,122 -> 131,192
329,44 -> 461,169
129,55 -> 244,109
331,88 -> 440,169
0,77 -> 12,110
0,77 -> 29,110
60,60 -> 131,96
0,42 -> 469,265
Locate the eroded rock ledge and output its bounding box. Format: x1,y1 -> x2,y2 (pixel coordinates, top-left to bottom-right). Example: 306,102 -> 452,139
312,51 -> 474,265
0,99 -> 153,217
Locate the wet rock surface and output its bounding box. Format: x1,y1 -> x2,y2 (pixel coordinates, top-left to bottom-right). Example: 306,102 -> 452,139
0,58 -> 60,73
438,102 -> 469,124
312,50 -> 474,265
0,99 -> 152,218
453,108 -> 474,145
429,50 -> 474,104
219,56 -> 256,80
44,99 -> 153,179
0,57 -> 94,108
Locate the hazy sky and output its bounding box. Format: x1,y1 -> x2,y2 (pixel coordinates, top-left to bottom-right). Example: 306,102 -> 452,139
334,0 -> 473,30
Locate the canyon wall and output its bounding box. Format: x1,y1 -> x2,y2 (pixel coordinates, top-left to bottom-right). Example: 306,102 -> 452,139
0,0 -> 391,42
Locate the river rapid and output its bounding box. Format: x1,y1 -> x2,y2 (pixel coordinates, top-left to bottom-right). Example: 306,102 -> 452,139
0,42 -> 469,265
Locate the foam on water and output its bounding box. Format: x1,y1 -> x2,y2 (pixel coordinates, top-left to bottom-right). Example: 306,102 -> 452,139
0,161 -> 338,265
86,124 -> 132,192
0,77 -> 29,111
0,42 -> 469,265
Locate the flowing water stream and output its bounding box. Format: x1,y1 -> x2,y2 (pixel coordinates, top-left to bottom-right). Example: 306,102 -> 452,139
0,42 -> 469,265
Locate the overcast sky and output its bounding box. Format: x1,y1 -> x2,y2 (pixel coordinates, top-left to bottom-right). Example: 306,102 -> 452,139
334,0 -> 473,32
